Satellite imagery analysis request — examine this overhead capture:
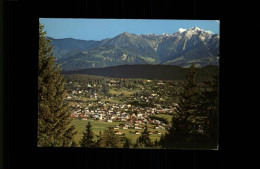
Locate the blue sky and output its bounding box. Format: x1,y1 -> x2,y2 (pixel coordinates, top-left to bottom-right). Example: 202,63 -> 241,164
40,18 -> 220,41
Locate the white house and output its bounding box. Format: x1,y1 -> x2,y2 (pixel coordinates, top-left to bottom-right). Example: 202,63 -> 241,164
99,114 -> 103,120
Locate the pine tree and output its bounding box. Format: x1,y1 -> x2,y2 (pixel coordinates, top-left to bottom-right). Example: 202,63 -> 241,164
135,125 -> 153,148
102,127 -> 121,148
38,23 -> 77,147
205,74 -> 219,147
195,74 -> 219,148
154,139 -> 160,148
122,137 -> 132,148
95,130 -> 104,148
71,140 -> 79,147
79,122 -> 95,148
160,64 -> 199,148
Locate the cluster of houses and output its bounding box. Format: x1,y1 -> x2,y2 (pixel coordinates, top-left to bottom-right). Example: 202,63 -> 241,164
114,130 -> 162,135
66,80 -> 180,133
66,79 -> 173,106
69,100 -> 178,133
111,119 -> 166,130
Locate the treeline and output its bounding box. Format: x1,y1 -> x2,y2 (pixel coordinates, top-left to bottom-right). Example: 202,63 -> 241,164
63,74 -> 107,83
62,64 -> 219,82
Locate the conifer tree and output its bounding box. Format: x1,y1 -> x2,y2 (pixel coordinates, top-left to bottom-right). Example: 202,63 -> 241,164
71,140 -> 79,147
135,125 -> 153,148
95,130 -> 104,148
102,127 -> 121,148
205,75 -> 219,147
38,23 -> 77,147
79,122 -> 95,148
195,74 -> 219,148
160,64 -> 199,148
154,139 -> 160,148
122,137 -> 132,148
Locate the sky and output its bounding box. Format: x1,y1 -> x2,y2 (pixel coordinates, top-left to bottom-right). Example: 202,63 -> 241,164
40,18 -> 220,41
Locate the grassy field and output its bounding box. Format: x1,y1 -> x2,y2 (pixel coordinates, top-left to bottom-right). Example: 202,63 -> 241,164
153,113 -> 173,123
70,119 -> 122,142
101,98 -> 121,104
78,97 -> 97,102
70,118 -> 167,145
114,128 -> 167,143
109,88 -> 140,97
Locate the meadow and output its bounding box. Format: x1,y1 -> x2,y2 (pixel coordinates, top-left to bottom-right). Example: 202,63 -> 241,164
153,113 -> 173,123
70,118 -> 168,144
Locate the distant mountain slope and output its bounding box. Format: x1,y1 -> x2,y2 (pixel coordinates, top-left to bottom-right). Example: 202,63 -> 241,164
50,27 -> 219,70
47,37 -> 101,59
62,64 -> 219,81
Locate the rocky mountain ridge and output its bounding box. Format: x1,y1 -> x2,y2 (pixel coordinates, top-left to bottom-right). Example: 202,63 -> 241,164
49,27 -> 219,70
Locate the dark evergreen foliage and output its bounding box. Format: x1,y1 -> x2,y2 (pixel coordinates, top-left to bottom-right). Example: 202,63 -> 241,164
94,130 -> 103,148
101,127 -> 121,148
134,125 -> 153,148
38,23 -> 77,147
160,64 -> 219,149
195,74 -> 219,148
160,64 -> 200,149
62,64 -> 219,82
122,137 -> 132,148
71,140 -> 79,147
79,122 -> 95,148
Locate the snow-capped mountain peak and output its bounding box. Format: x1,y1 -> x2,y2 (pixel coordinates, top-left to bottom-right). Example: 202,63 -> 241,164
177,27 -> 213,34
191,26 -> 201,31
204,30 -> 214,34
175,27 -> 215,39
188,27 -> 214,34
162,33 -> 172,37
178,28 -> 187,33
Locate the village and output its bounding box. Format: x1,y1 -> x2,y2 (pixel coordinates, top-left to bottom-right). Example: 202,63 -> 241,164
64,77 -> 180,136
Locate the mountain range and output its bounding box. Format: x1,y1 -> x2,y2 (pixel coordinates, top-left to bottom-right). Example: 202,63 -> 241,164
48,27 -> 219,70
